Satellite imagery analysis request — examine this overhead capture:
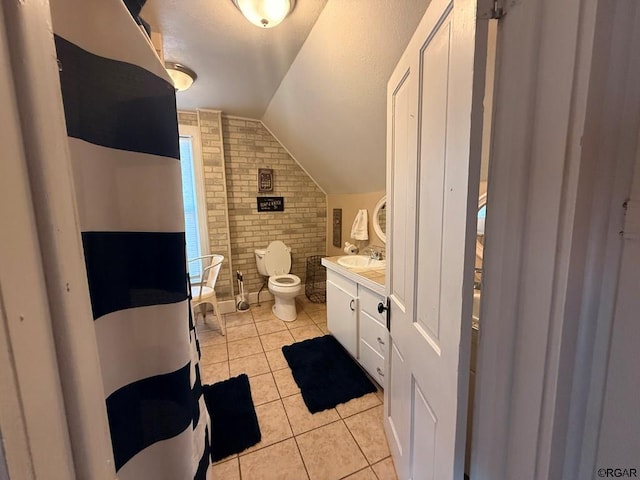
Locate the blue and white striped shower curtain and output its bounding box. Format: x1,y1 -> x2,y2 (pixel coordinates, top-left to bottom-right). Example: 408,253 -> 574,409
51,1 -> 210,478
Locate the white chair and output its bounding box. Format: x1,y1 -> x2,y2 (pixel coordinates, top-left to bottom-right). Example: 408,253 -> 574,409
189,254 -> 225,336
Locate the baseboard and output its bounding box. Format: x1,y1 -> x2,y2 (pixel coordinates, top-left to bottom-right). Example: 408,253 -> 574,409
217,291 -> 276,315
218,299 -> 238,315
216,284 -> 307,314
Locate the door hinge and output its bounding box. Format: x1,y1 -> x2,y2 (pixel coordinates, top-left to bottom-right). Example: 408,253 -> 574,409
620,199 -> 640,241
480,0 -> 506,20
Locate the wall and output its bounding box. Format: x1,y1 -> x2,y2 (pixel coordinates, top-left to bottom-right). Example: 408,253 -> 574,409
326,191 -> 386,256
222,116 -> 326,297
0,438 -> 7,480
178,110 -> 234,298
179,111 -> 327,300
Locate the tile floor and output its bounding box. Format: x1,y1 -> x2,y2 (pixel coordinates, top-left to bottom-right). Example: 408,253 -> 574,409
197,295 -> 398,480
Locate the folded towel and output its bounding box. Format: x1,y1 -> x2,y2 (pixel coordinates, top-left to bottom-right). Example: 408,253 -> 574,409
351,209 -> 369,241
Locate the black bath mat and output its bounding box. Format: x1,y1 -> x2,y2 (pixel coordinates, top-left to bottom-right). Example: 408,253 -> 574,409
203,374 -> 261,461
282,335 -> 377,413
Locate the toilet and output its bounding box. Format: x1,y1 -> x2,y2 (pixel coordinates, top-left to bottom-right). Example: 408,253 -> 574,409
254,240 -> 302,322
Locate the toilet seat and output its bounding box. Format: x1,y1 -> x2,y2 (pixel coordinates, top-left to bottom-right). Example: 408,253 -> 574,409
269,274 -> 301,287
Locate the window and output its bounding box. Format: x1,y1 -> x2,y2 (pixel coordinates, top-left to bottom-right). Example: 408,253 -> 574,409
178,125 -> 208,279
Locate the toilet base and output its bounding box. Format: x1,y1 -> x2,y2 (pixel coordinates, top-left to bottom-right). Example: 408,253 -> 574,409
272,297 -> 297,322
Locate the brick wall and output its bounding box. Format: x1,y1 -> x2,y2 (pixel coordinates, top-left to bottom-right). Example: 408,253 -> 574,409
178,111 -> 198,126
178,111 -> 327,300
222,116 -> 326,296
197,110 -> 234,298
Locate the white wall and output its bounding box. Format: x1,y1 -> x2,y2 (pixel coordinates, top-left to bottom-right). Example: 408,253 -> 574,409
0,436 -> 8,480
262,0 -> 431,194
473,1 -> 640,478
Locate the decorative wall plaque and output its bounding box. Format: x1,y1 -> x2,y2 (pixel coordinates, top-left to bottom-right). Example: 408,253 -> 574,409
332,208 -> 342,247
258,168 -> 274,192
257,196 -> 284,212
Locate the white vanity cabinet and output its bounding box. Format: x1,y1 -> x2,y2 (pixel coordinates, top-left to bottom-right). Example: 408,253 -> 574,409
324,261 -> 388,387
357,286 -> 387,385
326,270 -> 358,358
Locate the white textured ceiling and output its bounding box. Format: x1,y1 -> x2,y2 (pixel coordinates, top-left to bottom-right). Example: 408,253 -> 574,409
142,0 -> 328,118
143,0 -> 430,194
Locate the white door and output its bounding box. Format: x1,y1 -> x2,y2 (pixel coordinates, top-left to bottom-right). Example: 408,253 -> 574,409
384,0 -> 488,478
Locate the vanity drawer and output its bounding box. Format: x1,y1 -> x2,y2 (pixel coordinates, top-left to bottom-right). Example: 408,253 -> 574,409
360,310 -> 389,358
359,339 -> 385,386
358,285 -> 386,327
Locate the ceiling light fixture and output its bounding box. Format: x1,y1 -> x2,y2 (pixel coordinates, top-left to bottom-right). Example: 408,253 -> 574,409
165,63 -> 197,91
231,0 -> 295,28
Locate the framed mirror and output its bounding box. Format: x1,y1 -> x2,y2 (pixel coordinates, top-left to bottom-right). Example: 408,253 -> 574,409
373,195 -> 386,243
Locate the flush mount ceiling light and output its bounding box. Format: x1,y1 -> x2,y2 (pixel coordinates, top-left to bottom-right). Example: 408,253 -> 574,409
165,63 -> 197,91
231,0 -> 296,28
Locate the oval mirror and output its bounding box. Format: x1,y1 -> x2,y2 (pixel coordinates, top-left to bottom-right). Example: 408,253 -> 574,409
373,196 -> 386,243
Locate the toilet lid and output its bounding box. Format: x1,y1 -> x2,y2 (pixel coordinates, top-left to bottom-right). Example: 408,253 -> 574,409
264,240 -> 291,276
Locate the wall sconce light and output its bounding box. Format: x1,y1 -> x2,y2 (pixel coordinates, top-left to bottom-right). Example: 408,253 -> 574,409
165,62 -> 197,91
231,0 -> 296,28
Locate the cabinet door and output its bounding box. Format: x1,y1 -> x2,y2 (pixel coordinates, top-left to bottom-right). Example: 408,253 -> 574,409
326,279 -> 358,358
358,285 -> 387,328
360,309 -> 389,359
359,339 -> 385,386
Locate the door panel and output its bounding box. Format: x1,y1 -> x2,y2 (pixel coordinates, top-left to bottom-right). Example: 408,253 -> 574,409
416,15 -> 452,346
387,343 -> 411,462
385,49 -> 419,480
385,0 -> 487,478
389,68 -> 416,312
411,382 -> 437,480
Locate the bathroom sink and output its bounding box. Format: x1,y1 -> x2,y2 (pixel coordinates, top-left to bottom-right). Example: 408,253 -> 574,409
337,255 -> 386,269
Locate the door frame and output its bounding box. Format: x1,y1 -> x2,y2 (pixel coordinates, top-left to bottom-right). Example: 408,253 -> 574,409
0,5 -> 76,476
473,0 -> 640,478
2,0 -> 638,478
1,0 -> 116,478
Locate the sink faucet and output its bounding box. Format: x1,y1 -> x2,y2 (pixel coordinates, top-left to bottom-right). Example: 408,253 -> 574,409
363,246 -> 384,260
473,267 -> 483,290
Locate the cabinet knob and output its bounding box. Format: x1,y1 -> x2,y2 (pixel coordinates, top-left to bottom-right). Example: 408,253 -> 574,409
377,337 -> 385,346
376,367 -> 384,377
349,299 -> 355,311
377,302 -> 388,314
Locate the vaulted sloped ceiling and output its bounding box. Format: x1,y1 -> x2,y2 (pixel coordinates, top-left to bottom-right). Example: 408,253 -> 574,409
263,0 -> 430,193
143,0 -> 430,194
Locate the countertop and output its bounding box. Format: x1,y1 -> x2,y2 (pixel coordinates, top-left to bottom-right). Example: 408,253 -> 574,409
321,256 -> 386,296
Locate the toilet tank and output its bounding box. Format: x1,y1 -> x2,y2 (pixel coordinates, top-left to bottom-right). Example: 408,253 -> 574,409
255,248 -> 269,276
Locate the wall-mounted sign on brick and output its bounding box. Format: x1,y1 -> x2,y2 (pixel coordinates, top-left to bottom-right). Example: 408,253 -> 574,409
257,196 -> 284,212
258,168 -> 274,192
